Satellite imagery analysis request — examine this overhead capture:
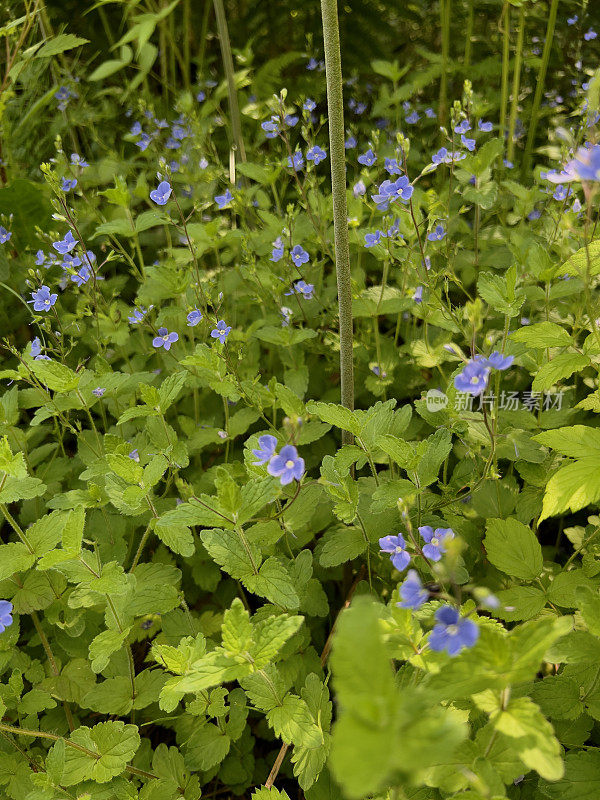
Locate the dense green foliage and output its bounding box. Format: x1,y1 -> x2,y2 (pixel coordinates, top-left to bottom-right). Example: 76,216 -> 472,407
3,1 -> 600,799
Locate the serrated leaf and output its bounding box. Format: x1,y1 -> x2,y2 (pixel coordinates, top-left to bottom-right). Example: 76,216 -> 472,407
484,518 -> 543,580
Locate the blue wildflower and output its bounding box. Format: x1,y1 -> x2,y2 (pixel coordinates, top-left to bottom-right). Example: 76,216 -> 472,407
267,444 -> 305,485
128,306 -> 149,324
484,351 -> 514,370
461,134 -> 476,152
92,387 -> 105,397
419,526 -> 454,561
567,15 -> 577,24
425,107 -> 436,118
398,570 -> 428,610
199,157 -> 209,170
287,151 -> 304,171
353,180 -> 366,197
413,286 -> 423,304
30,337 -> 50,361
196,90 -> 206,102
371,176 -> 413,210
365,230 -> 384,248
429,606 -> 479,656
307,145 -> 327,164
261,120 -> 279,138
280,306 -> 293,326
406,111 -> 419,124
270,237 -> 285,262
427,224 -> 446,241
215,189 -> 233,209
291,280 -> 314,299
454,358 -> 490,396
584,28 -> 597,41
61,177 -> 77,191
455,120 -> 471,134
307,57 -> 319,70
71,266 -> 91,287
384,158 -> 402,175
187,309 -> 203,327
0,227 -> 11,244
478,119 -> 493,132
345,135 -> 357,149
0,601 -> 13,633
290,244 -> 309,267
70,153 -> 89,168
303,98 -> 316,111
284,114 -> 299,127
211,320 -> 232,343
152,327 -> 179,350
52,231 -> 78,255
252,434 -> 278,465
129,449 -> 140,462
379,534 -> 411,571
30,285 -> 58,312
358,148 -> 377,166
150,181 -> 172,206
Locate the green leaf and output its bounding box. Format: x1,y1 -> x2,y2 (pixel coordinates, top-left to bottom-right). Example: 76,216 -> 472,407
185,722 -> 231,770
0,542 -> 35,580
267,694 -> 323,748
477,267 -> 525,317
306,401 -> 361,436
201,528 -> 260,581
538,460 -> 600,523
484,518 -> 543,580
88,629 -> 129,673
561,240 -> 600,278
251,614 -> 304,667
532,354 -> 590,392
318,527 -> 366,567
245,557 -> 300,609
107,454 -> 144,484
416,428 -> 453,487
221,598 -> 253,656
511,322 -> 572,348
154,520 -> 195,557
28,359 -> 80,392
540,751 -> 600,799
57,721 -> 140,785
34,34 -> 89,58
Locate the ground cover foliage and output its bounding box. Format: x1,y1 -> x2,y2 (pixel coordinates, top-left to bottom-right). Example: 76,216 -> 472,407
3,1 -> 600,798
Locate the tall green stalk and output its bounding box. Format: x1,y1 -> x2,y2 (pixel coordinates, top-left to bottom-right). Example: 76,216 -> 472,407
499,1 -> 510,147
521,0 -> 560,177
507,4 -> 525,163
464,0 -> 474,69
439,0 -> 451,124
320,0 -> 355,440
213,0 -> 247,162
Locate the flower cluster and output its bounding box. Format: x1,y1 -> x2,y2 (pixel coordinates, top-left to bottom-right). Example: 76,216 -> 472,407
454,351 -> 514,396
252,435 -> 305,485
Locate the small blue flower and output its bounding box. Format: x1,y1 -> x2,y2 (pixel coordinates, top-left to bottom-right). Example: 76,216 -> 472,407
427,224 -> 446,241
454,359 -> 490,396
199,157 -> 209,170
129,449 -> 140,462
307,57 -> 319,70
504,159 -> 514,169
270,237 -> 285,262
406,111 -> 419,124
30,337 -> 50,360
419,526 -> 454,561
52,230 -> 78,255
196,90 -> 206,102
215,189 -> 233,209
398,570 -> 428,610
211,320 -> 232,343
303,98 -> 316,112
345,135 -> 357,149
152,327 -> 179,350
455,120 -> 471,134
432,147 -> 466,165
267,444 -> 305,485
553,184 -> 571,201
150,181 -> 172,205
61,177 -> 77,191
478,119 -> 493,132
71,266 -> 91,287
136,133 -> 152,151
280,306 -> 293,326
307,145 -> 327,164
35,250 -> 47,266
484,351 -> 514,371
413,286 -> 423,304
30,285 -> 58,312
252,434 -> 278,464
284,114 -> 299,127
187,308 -> 203,327
364,230 -> 384,248
461,134 -> 476,152
261,120 -> 278,139
425,107 -> 436,119
429,605 -> 479,656
353,180 -> 366,197
291,280 -> 314,299
584,28 -> 597,41
384,158 -> 402,175
92,387 -> 105,397
290,244 -> 309,267
287,151 -> 304,171
567,15 -> 578,25
0,227 -> 11,244
0,601 -> 13,633
379,534 -> 411,571
128,306 -> 149,324
371,176 -> 413,210
358,148 -> 377,166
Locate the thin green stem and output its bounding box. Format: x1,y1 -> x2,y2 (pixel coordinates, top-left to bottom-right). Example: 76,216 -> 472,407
506,4 -> 525,164
320,0 -> 355,444
213,0 -> 247,162
439,0 -> 451,125
499,1 -> 510,147
521,0 -> 560,177
464,0 -> 474,69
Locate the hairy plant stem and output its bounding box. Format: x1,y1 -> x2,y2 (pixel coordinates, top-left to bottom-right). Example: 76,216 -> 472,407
499,1 -> 510,147
321,0 -> 354,444
439,0 -> 451,124
506,4 -> 525,164
213,0 -> 247,162
521,0 -> 560,177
